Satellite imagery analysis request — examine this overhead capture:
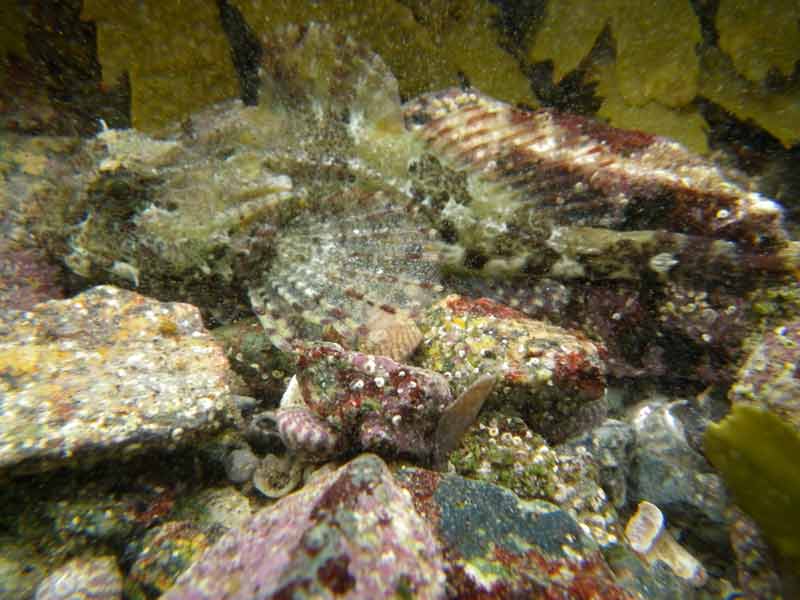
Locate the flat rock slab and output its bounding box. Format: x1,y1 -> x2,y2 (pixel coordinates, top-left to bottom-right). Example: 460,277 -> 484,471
163,454 -> 445,600
395,467 -> 636,599
0,285 -> 232,474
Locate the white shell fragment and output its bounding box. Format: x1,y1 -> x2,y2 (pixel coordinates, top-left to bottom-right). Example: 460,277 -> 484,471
624,499 -> 664,554
624,500 -> 707,587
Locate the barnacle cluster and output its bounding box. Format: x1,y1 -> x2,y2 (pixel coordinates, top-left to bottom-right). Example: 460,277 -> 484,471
418,295 -> 607,444
450,410 -> 558,499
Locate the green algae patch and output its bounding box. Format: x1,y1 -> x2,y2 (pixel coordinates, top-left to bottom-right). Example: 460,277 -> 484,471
704,404 -> 800,570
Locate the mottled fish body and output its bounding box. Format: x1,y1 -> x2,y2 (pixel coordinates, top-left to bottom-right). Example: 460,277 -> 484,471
403,88 -> 796,283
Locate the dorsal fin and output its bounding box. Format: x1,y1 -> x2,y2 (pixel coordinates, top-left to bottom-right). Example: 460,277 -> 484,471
433,373 -> 496,469
259,23 -> 402,132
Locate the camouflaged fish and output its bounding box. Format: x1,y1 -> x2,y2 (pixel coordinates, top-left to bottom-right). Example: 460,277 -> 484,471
245,23 -> 798,360
41,23 -> 799,380
403,88 -> 797,283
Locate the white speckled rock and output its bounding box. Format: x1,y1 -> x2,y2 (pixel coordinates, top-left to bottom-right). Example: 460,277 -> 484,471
0,285 -> 234,475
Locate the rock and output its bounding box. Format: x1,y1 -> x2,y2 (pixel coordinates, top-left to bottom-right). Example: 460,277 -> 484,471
417,295 -> 607,444
656,281 -> 749,380
0,285 -> 234,474
729,508 -> 782,599
395,466 -> 633,598
173,487 -> 254,534
47,494 -> 138,547
450,410 -> 622,548
567,418 -> 634,509
0,242 -> 64,311
549,443 -> 622,549
627,398 -> 729,548
252,453 -> 305,498
162,454 -> 445,600
267,341 -> 493,464
729,318 -> 800,429
0,541 -> 43,600
35,555 -> 122,600
224,447 -> 259,484
448,410 -> 560,500
603,544 -> 695,600
211,317 -> 295,402
128,521 -> 209,596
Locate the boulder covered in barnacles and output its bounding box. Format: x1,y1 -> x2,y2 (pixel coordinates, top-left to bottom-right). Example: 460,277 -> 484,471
449,410 -> 621,548
417,295 -> 607,444
265,341 -> 495,465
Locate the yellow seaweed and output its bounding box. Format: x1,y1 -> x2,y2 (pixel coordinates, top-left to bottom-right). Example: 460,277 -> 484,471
0,2 -> 28,61
704,404 -> 800,573
528,0 -> 701,108
716,0 -> 800,83
81,0 -> 239,132
419,0 -> 537,106
233,0 -> 536,105
700,48 -> 800,148
232,0 -> 454,99
592,61 -> 709,154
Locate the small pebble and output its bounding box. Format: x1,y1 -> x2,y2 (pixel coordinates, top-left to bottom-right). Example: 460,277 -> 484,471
35,555 -> 122,600
225,447 -> 259,483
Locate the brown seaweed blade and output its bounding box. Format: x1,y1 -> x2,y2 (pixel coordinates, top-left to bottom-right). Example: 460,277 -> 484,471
404,88 -> 797,281
248,188 -> 446,358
